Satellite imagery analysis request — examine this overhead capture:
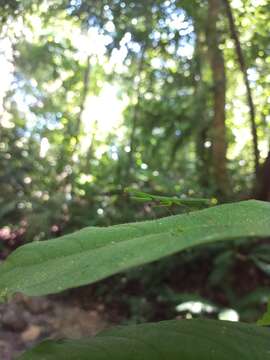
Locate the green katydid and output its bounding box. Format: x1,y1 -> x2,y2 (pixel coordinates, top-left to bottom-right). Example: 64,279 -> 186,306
125,188 -> 218,209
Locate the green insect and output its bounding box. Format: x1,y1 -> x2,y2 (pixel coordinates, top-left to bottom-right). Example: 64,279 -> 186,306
125,188 -> 217,210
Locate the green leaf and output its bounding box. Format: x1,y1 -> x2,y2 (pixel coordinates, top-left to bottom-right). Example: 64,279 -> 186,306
0,200 -> 270,298
19,319 -> 270,359
236,288 -> 270,309
253,259 -> 270,275
0,200 -> 17,220
251,243 -> 270,263
258,300 -> 270,326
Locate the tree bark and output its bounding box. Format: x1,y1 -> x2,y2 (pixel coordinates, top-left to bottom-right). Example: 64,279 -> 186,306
193,28 -> 211,191
222,0 -> 260,178
207,0 -> 229,197
255,151 -> 270,201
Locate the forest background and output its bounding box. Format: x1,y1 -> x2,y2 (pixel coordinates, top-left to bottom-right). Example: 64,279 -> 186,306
0,0 -> 270,357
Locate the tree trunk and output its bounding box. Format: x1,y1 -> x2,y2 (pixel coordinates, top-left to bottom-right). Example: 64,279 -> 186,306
193,29 -> 211,191
207,0 -> 229,197
255,151 -> 270,201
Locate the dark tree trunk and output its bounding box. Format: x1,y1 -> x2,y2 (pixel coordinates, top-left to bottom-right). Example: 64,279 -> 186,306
193,29 -> 211,191
196,126 -> 211,190
255,151 -> 270,201
207,0 -> 229,197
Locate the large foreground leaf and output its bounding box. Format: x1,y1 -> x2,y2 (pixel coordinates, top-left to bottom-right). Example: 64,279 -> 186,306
0,200 -> 270,298
19,319 -> 270,359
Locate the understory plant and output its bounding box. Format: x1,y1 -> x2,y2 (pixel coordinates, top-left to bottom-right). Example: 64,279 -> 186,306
0,196 -> 270,359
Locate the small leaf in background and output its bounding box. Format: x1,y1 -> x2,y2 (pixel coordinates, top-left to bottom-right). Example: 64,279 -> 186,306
258,300 -> 270,326
208,250 -> 234,286
0,200 -> 17,221
251,244 -> 270,263
250,243 -> 270,276
236,287 -> 270,309
253,259 -> 270,276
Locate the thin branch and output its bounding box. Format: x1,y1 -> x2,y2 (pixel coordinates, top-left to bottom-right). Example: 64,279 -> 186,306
223,0 -> 259,176
126,46 -> 146,182
74,55 -> 91,148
